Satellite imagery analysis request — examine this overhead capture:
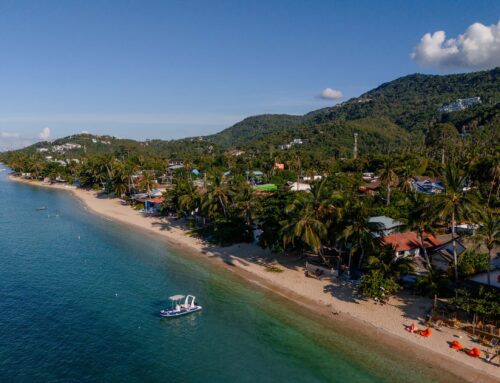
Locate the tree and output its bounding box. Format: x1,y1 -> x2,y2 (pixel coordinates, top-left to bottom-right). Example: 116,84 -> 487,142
366,245 -> 415,280
359,269 -> 400,302
473,210 -> 500,285
139,171 -> 156,196
378,158 -> 399,206
201,173 -> 231,220
433,164 -> 478,282
341,200 -> 376,269
407,193 -> 434,269
281,192 -> 327,254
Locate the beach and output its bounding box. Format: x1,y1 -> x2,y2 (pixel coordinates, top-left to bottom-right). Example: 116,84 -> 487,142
11,176 -> 500,382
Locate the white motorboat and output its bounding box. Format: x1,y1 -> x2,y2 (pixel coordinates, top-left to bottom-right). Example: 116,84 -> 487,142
160,294 -> 202,318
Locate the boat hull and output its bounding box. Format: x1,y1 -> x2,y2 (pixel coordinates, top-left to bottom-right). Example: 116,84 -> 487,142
160,306 -> 202,318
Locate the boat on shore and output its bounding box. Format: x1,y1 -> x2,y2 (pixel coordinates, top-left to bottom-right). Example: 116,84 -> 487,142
160,294 -> 202,318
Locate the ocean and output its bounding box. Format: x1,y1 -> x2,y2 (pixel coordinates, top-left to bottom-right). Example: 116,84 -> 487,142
0,165 -> 461,382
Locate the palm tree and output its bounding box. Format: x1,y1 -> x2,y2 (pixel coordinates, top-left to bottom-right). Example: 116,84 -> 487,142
234,182 -> 255,229
281,191 -> 328,259
367,245 -> 415,280
433,164 -> 478,282
175,178 -> 202,217
341,200 -> 376,269
379,158 -> 399,206
487,162 -> 500,205
474,210 -> 500,286
201,173 -> 231,220
139,171 -> 156,196
398,163 -> 415,194
407,193 -> 434,269
112,166 -> 128,198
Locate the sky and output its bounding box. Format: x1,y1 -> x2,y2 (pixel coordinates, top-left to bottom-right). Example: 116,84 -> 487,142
1,0 -> 500,150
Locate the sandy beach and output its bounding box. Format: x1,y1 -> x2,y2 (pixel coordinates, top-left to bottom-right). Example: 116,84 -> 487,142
11,176 -> 500,382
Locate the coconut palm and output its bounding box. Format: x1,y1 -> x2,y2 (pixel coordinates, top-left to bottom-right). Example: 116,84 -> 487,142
201,173 -> 231,220
487,162 -> 500,205
407,193 -> 434,269
281,191 -> 328,258
366,245 -> 415,280
474,210 -> 500,286
379,158 -> 399,206
341,200 -> 376,269
433,164 -> 478,282
139,171 -> 156,196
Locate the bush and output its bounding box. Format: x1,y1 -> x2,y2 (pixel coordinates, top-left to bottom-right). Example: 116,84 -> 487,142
358,269 -> 400,302
458,250 -> 489,277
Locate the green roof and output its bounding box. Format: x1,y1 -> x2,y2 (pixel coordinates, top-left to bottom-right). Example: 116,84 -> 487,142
253,184 -> 277,192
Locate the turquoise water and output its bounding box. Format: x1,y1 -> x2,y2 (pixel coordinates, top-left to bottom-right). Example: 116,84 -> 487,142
0,166 -> 461,383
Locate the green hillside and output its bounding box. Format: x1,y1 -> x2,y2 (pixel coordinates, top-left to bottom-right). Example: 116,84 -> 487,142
205,67 -> 500,150
2,67 -> 499,160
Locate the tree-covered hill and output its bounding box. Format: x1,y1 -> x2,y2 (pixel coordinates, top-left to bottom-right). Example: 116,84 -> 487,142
205,67 -> 500,150
2,67 -> 499,160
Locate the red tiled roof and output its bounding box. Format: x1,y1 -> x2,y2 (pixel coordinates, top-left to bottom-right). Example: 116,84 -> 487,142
359,181 -> 381,192
380,232 -> 441,252
144,197 -> 165,204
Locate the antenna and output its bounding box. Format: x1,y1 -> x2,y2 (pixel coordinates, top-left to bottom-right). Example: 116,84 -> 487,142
353,133 -> 358,159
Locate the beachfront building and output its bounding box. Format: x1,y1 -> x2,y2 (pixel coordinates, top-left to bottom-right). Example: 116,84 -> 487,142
429,237 -> 467,272
467,257 -> 500,289
380,231 -> 441,259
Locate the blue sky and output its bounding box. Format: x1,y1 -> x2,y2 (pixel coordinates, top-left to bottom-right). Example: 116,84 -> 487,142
1,0 -> 499,149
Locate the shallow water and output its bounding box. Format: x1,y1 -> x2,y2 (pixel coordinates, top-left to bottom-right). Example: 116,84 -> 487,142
0,166 -> 462,382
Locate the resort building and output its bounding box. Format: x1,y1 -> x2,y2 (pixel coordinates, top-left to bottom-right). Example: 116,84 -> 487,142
438,97 -> 481,113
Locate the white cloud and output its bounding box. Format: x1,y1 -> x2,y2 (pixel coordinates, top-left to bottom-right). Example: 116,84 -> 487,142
320,88 -> 343,100
411,19 -> 500,70
39,127 -> 51,140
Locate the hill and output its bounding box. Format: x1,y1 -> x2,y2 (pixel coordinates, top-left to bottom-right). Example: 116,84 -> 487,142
2,67 -> 499,160
204,67 -> 500,152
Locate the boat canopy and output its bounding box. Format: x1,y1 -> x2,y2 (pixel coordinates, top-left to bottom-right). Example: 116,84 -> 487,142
169,294 -> 185,301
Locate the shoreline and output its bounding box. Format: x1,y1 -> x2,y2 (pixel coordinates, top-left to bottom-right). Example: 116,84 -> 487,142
9,176 -> 500,382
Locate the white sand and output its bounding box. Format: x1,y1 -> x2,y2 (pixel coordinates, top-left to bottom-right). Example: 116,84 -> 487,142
11,177 -> 500,382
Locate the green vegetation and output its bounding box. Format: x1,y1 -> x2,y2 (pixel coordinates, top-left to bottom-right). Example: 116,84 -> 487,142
1,67 -> 499,304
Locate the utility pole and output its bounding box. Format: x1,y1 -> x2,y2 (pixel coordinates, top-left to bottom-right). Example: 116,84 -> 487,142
353,133 -> 358,160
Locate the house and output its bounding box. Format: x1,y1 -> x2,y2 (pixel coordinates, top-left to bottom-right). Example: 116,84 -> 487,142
288,182 -> 311,192
411,176 -> 445,195
380,231 -> 441,258
438,97 -> 481,113
143,197 -> 165,213
362,172 -> 379,182
429,237 -> 467,272
300,175 -> 323,181
467,257 -> 500,289
168,159 -> 184,167
274,163 -> 285,171
368,216 -> 404,237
